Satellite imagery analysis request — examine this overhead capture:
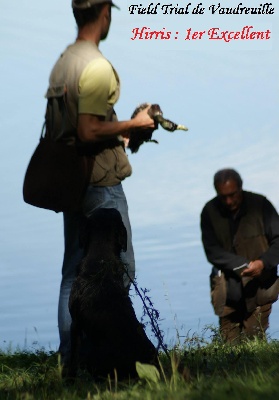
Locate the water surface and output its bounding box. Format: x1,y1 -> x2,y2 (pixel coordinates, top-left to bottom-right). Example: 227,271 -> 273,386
1,216 -> 278,353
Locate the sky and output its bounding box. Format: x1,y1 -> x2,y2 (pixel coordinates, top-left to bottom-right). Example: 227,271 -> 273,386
0,1 -> 278,350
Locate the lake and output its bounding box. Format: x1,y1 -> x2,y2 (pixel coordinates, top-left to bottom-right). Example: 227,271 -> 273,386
1,209 -> 279,353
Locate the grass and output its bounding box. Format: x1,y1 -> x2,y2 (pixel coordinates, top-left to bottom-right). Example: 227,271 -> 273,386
1,330 -> 279,400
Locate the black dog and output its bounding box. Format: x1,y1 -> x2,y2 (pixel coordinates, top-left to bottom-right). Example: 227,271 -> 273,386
68,208 -> 157,379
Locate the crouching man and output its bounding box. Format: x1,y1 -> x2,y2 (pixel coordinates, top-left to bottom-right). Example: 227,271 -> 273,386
200,168 -> 279,342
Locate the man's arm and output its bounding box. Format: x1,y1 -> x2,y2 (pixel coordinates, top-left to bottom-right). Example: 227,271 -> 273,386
200,206 -> 248,272
261,198 -> 279,268
77,58 -> 155,143
77,108 -> 155,143
242,198 -> 279,277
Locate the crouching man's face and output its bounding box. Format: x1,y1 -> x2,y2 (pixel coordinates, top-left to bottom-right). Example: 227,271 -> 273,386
216,179 -> 243,213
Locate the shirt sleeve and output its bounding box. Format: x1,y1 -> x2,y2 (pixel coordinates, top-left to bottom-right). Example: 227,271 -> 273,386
260,198 -> 279,269
78,58 -> 118,117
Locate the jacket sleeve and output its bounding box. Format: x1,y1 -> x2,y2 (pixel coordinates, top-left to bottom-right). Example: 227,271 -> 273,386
260,198 -> 279,269
200,205 -> 248,272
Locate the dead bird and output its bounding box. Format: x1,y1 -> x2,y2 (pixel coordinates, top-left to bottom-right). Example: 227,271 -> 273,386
128,103 -> 188,153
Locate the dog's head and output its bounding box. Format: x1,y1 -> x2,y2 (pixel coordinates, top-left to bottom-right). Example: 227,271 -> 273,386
80,208 -> 127,256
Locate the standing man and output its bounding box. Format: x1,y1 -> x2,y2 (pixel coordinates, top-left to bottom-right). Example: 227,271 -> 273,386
200,168 -> 279,342
45,0 -> 155,365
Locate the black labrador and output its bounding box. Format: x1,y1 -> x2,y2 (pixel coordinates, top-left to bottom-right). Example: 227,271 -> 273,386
68,208 -> 157,379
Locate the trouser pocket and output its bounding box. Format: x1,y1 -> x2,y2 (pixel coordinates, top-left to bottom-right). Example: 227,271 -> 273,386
210,271 -> 227,317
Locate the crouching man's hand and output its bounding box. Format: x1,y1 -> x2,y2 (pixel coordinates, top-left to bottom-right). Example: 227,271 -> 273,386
241,260 -> 264,278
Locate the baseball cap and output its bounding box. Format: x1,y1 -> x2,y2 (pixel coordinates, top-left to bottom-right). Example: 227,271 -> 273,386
72,0 -> 120,10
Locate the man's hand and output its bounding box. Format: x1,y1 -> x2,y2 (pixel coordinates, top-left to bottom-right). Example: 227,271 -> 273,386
241,260 -> 264,278
132,105 -> 155,130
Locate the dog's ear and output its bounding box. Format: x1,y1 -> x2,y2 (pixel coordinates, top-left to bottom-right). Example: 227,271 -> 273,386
78,216 -> 91,249
118,221 -> 127,252
109,208 -> 128,253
